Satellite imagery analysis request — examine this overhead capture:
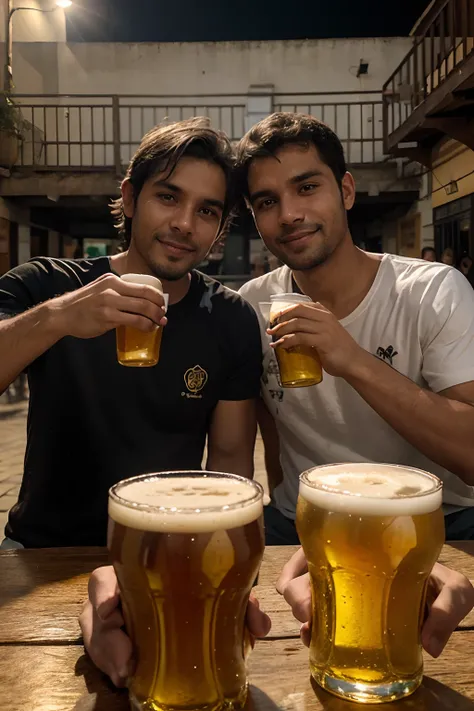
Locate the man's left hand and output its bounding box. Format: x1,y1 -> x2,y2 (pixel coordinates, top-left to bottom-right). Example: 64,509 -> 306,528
276,548 -> 474,657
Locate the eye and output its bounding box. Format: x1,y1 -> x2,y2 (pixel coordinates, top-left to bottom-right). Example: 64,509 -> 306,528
257,198 -> 276,211
300,183 -> 318,193
157,193 -> 176,203
199,207 -> 219,218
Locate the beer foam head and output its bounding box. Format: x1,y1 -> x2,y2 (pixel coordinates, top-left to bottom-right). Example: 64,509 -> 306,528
121,273 -> 163,293
109,472 -> 263,533
299,463 -> 442,516
270,293 -> 312,319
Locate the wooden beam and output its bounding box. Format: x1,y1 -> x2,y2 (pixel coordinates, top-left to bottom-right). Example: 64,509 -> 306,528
386,51 -> 474,150
390,145 -> 433,169
424,117 -> 474,150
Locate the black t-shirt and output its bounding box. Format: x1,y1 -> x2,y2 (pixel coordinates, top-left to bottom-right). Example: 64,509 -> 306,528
0,257 -> 262,548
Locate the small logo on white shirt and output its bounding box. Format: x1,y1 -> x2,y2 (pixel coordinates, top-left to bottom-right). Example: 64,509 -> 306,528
376,345 -> 398,365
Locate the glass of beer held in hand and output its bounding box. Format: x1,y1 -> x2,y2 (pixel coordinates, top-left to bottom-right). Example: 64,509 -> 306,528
269,294 -> 322,388
296,463 -> 444,704
108,471 -> 265,711
116,273 -> 168,367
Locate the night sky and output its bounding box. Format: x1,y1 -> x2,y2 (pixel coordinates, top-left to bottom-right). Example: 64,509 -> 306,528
66,0 -> 430,43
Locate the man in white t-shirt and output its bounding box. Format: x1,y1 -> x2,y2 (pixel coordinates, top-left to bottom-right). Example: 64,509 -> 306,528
236,112 -> 474,543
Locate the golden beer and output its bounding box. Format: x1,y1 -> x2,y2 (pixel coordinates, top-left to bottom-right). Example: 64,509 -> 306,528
108,472 -> 265,711
269,294 -> 322,387
296,463 -> 444,704
116,273 -> 167,367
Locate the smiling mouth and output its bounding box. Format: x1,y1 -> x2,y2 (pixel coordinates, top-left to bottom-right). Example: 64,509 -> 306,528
281,227 -> 321,245
158,239 -> 194,255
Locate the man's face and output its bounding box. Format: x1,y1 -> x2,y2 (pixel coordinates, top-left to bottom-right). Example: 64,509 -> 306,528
423,250 -> 436,262
247,143 -> 355,271
123,156 -> 226,281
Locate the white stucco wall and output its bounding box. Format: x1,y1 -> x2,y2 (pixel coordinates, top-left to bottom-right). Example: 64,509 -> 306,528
6,37 -> 413,96
2,36 -> 414,168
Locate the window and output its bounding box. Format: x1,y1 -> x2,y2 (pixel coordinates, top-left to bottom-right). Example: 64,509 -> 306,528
434,195 -> 473,264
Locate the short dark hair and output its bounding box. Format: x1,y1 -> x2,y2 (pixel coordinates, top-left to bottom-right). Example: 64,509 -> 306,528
111,117 -> 235,249
234,112 -> 347,199
421,246 -> 436,258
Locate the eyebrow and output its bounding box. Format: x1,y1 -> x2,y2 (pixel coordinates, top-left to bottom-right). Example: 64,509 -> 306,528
249,170 -> 324,204
152,179 -> 225,211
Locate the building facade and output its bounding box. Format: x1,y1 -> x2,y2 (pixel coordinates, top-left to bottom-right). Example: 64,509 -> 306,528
383,0 -> 474,263
1,4 -> 424,281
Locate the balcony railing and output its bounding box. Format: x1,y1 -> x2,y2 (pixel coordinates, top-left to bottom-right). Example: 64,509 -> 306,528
383,0 -> 474,148
10,91 -> 385,172
274,93 -> 385,164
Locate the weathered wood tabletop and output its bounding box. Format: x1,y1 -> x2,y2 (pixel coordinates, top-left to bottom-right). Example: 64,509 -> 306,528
0,543 -> 473,711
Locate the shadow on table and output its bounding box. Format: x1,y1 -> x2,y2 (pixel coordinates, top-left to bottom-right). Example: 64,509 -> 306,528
0,547 -> 109,616
311,676 -> 474,710
72,660 -> 281,711
247,685 -> 285,711
72,664 -> 283,711
73,652 -> 129,711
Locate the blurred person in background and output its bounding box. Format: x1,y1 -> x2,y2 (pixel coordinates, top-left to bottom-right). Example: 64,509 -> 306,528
441,247 -> 454,266
421,246 -> 436,262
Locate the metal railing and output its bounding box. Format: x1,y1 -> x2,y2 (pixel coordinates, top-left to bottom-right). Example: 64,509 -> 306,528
383,0 -> 474,145
11,91 -> 385,171
274,92 -> 385,164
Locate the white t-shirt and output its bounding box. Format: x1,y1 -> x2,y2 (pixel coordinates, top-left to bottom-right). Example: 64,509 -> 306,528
239,254 -> 474,519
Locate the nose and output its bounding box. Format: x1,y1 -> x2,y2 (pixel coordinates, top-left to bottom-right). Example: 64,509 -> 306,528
170,204 -> 194,235
279,195 -> 305,226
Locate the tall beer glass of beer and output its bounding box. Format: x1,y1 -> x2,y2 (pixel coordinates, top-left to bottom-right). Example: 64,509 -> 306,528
269,294 -> 322,387
296,463 -> 444,704
108,471 -> 265,711
116,273 -> 168,367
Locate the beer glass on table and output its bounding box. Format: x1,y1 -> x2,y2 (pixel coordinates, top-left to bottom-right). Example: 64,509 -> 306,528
269,294 -> 322,387
296,463 -> 444,704
108,471 -> 265,711
116,273 -> 168,367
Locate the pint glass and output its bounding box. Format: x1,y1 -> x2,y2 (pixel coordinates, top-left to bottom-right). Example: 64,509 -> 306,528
269,294 -> 322,387
296,463 -> 444,704
108,471 -> 265,711
116,273 -> 168,367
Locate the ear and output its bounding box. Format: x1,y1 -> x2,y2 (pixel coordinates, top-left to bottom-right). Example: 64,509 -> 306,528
341,172 -> 356,211
121,179 -> 135,219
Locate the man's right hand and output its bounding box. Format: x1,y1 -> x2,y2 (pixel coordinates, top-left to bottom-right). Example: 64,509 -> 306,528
80,566 -> 133,688
51,273 -> 167,340
80,565 -> 272,688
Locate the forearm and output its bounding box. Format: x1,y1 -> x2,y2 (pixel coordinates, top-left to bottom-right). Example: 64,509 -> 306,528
257,399 -> 284,494
206,450 -> 254,479
0,301 -> 65,394
346,350 -> 474,484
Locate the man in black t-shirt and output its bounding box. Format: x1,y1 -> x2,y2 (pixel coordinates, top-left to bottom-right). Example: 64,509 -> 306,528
0,118 -> 262,549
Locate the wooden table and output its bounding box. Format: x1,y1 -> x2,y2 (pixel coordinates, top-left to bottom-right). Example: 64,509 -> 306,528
0,543 -> 474,711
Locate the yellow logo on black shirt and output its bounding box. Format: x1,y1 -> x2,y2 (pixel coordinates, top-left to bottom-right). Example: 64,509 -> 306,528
183,365 -> 208,399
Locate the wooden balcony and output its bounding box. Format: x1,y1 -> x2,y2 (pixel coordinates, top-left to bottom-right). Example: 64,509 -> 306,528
4,91 -> 386,175
383,0 -> 474,164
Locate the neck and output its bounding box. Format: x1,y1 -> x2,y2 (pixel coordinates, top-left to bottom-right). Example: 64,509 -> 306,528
110,250 -> 192,305
292,234 -> 382,320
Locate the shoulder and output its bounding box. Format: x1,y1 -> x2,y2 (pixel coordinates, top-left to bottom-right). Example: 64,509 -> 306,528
380,254 -> 468,301
381,255 -> 474,345
238,267 -> 290,308
3,256 -> 108,284
194,271 -> 259,326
